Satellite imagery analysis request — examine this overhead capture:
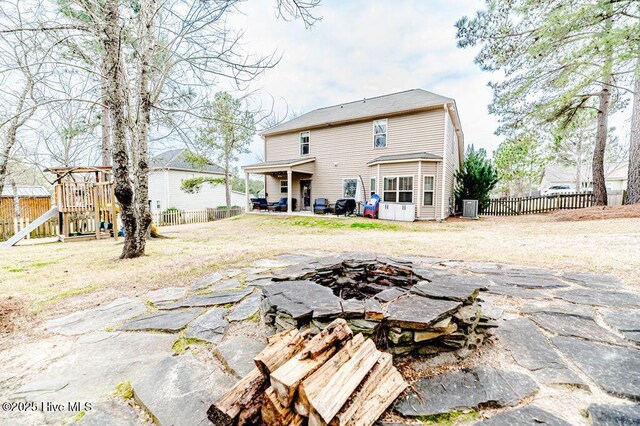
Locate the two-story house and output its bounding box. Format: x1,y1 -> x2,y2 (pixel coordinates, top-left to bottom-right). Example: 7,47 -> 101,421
242,89 -> 464,220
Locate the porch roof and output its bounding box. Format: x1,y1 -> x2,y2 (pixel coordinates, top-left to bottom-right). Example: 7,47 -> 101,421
242,157 -> 315,174
367,151 -> 442,165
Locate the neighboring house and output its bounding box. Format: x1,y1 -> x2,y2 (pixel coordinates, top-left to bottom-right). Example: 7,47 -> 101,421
242,89 -> 464,220
148,149 -> 245,212
540,163 -> 628,192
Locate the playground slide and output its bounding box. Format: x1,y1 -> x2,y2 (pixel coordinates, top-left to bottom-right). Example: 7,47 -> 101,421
1,206 -> 59,247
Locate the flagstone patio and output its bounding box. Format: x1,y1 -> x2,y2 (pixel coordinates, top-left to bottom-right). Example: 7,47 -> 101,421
2,252 -> 639,425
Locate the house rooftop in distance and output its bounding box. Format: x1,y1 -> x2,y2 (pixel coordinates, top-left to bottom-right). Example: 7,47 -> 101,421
149,149 -> 225,174
1,185 -> 51,198
262,88 -> 462,139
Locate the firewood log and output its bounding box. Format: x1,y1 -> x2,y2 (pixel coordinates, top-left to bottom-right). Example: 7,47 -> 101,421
295,334 -> 366,416
298,318 -> 353,360
329,352 -> 407,426
270,318 -> 353,407
207,368 -> 267,426
261,386 -> 304,426
254,328 -> 309,377
306,338 -> 382,424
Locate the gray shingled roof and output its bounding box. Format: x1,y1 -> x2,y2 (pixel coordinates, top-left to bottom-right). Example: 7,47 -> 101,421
149,149 -> 225,174
367,152 -> 442,165
263,89 -> 454,136
1,185 -> 51,198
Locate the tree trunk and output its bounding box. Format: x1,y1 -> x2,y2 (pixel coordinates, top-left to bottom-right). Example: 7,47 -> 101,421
225,157 -> 231,217
593,76 -> 611,205
575,143 -> 582,192
101,58 -> 111,167
103,0 -> 139,259
131,0 -> 156,255
626,55 -> 640,204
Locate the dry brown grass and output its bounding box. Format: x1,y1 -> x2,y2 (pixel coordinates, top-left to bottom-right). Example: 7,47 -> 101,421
553,204 -> 640,221
1,213 -> 639,334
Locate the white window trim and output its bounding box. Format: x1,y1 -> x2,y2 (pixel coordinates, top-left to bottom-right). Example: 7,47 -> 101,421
423,175 -> 435,206
373,119 -> 388,149
342,177 -> 358,199
280,179 -> 288,194
382,175 -> 414,204
300,131 -> 310,156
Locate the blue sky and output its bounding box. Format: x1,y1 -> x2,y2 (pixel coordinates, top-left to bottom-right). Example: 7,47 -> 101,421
227,0 -> 630,166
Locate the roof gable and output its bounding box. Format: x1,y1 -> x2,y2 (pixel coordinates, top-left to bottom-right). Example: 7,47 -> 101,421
150,149 -> 225,174
263,89 -> 454,136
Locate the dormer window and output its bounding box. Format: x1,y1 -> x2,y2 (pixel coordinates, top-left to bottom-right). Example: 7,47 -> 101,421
373,119 -> 387,148
300,131 -> 310,155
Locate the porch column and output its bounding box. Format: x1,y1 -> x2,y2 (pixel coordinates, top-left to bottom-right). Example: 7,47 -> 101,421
245,172 -> 250,213
287,169 -> 293,214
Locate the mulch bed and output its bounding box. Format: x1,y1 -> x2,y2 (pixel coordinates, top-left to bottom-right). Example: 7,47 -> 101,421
554,204 -> 640,221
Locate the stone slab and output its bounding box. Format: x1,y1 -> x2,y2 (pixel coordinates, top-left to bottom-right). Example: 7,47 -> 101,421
204,278 -> 242,292
132,354 -> 235,426
157,288 -> 252,310
562,272 -> 627,290
556,288 -> 640,308
251,258 -> 293,268
191,272 -> 223,290
496,318 -> 585,387
477,406 -> 572,425
146,287 -> 187,304
395,366 -> 538,417
521,300 -> 594,320
263,280 -> 342,319
45,298 -> 147,336
491,273 -> 568,289
553,336 -> 640,400
411,274 -> 489,301
216,336 -> 266,378
374,287 -> 407,303
184,308 -> 228,343
385,295 -> 461,329
600,308 -> 640,344
80,398 -> 139,426
118,308 -> 205,332
11,332 -> 175,423
532,312 -> 623,344
587,403 -> 640,426
486,283 -> 551,300
226,293 -> 261,322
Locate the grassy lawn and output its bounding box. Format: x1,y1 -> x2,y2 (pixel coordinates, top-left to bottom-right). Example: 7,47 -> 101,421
1,213 -> 639,330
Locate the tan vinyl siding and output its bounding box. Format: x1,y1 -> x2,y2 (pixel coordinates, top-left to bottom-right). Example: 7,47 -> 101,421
419,161 -> 439,219
443,111 -> 459,217
264,108 -> 446,205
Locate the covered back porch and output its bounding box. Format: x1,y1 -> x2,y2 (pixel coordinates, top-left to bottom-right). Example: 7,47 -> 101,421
242,158 -> 315,214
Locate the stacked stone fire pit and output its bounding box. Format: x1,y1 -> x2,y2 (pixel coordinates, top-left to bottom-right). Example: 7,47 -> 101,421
259,254 -> 495,356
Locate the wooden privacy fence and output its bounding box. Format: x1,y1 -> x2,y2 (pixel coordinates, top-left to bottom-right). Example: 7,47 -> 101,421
152,206 -> 244,226
481,193 -> 595,216
0,216 -> 59,241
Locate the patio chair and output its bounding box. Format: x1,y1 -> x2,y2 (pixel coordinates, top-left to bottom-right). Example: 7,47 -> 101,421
269,197 -> 297,212
251,198 -> 269,211
334,198 -> 356,216
363,194 -> 381,219
313,198 -> 334,215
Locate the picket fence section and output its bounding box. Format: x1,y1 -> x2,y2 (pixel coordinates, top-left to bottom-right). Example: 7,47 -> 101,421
481,193 -> 595,216
0,216 -> 59,241
152,207 -> 244,226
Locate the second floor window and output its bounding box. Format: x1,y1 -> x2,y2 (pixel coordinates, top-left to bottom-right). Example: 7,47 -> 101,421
300,131 -> 310,155
373,119 -> 387,148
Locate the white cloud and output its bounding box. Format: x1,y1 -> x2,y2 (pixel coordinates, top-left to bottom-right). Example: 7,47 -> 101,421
228,0 -> 507,165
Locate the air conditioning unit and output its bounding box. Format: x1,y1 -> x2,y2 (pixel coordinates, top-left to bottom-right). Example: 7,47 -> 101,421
462,199 -> 479,219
